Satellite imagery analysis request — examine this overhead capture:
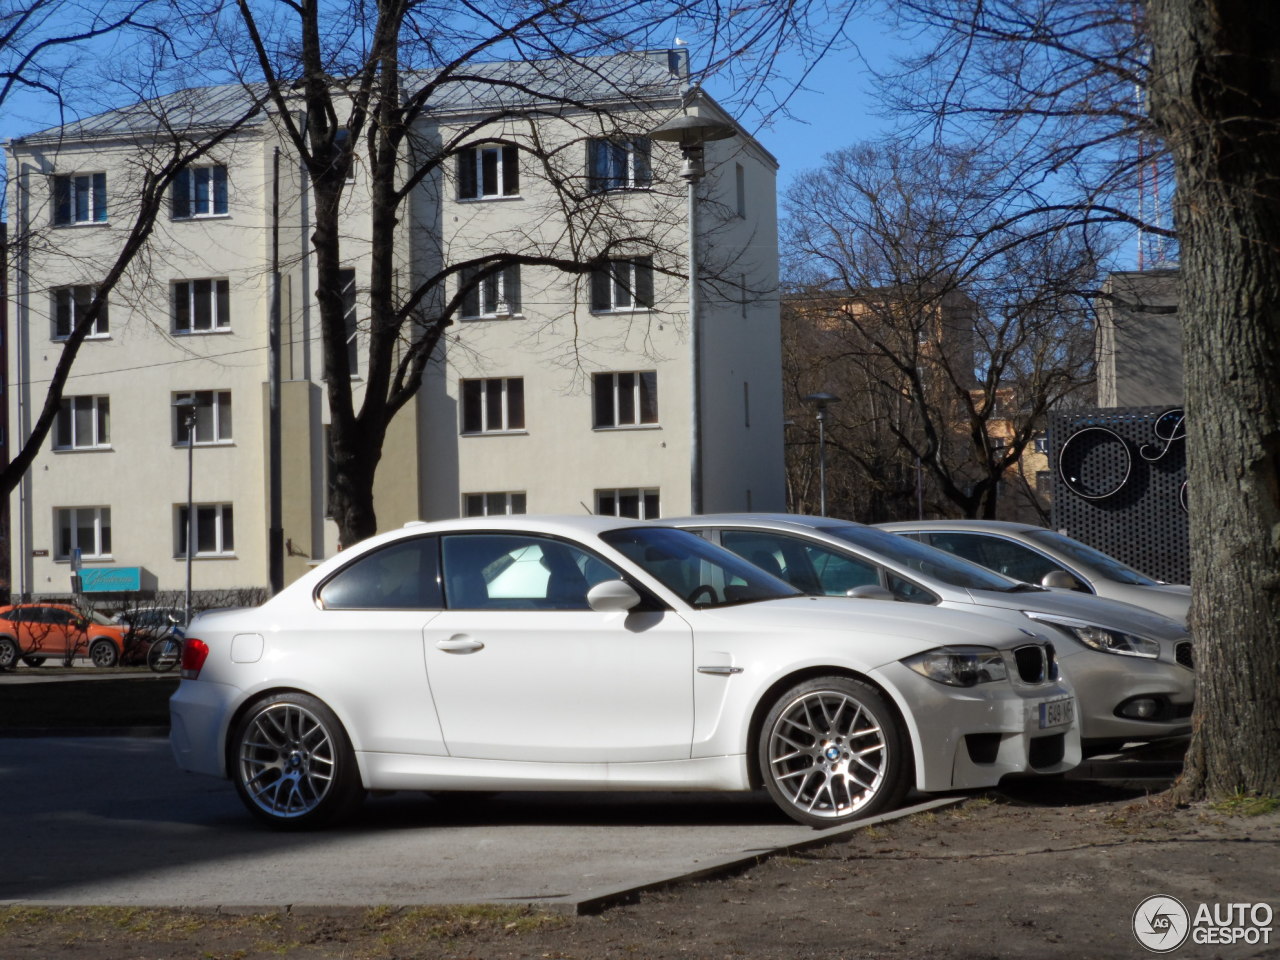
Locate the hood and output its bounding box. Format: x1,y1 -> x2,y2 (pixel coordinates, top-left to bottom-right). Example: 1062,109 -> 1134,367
965,587 -> 1188,640
695,595 -> 1043,656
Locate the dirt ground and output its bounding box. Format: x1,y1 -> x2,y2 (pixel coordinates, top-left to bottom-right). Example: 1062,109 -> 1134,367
2,781 -> 1277,960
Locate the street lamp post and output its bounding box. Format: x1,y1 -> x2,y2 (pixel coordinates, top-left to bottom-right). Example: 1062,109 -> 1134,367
174,397 -> 198,626
804,392 -> 840,516
651,106 -> 736,515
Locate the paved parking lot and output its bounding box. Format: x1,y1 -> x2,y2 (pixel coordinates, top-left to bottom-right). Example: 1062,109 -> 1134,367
0,736 -> 952,913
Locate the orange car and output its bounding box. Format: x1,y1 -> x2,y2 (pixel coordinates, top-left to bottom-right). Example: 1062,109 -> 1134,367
0,603 -> 137,669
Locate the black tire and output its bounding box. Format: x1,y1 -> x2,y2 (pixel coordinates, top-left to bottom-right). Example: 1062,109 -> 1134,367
88,638 -> 120,668
147,637 -> 181,673
758,676 -> 912,828
21,656 -> 47,667
0,637 -> 18,671
230,692 -> 365,830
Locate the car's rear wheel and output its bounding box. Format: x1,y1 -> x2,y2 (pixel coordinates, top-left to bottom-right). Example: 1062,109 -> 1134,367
22,655 -> 46,667
759,676 -> 911,828
0,637 -> 18,671
88,638 -> 119,668
231,693 -> 365,829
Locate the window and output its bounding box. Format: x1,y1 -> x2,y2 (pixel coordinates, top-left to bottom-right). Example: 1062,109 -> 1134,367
173,279 -> 230,333
587,138 -> 651,191
591,257 -> 653,311
441,534 -> 623,611
53,173 -> 107,224
52,285 -> 108,339
172,165 -> 228,218
463,492 -> 527,517
461,378 -> 525,434
735,163 -> 746,218
56,507 -> 111,559
173,390 -> 232,444
720,529 -> 879,597
176,503 -> 235,557
54,396 -> 110,450
319,536 -> 443,609
457,144 -> 519,199
339,268 -> 359,374
595,488 -> 659,519
593,372 -> 658,428
460,264 -> 521,318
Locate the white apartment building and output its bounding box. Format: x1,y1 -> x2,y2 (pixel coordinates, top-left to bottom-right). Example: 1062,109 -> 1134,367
5,50 -> 785,598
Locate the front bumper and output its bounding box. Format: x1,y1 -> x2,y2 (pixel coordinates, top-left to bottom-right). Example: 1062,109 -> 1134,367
873,662 -> 1081,793
1053,646 -> 1195,745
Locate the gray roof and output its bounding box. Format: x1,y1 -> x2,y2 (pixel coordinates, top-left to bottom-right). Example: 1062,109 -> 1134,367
13,50 -> 687,145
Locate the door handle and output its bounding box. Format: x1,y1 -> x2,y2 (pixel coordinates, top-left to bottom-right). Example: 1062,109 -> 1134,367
436,636 -> 484,653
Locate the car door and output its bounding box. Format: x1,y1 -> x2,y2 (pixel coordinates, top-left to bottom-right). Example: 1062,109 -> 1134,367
424,532 -> 694,763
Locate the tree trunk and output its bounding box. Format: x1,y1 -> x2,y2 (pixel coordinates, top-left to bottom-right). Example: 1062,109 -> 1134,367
1148,0 -> 1280,800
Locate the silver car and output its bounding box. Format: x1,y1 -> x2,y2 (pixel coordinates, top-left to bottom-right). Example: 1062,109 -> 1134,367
876,519 -> 1191,625
665,514 -> 1194,754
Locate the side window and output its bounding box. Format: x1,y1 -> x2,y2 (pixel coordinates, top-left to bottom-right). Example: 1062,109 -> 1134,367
441,534 -> 622,611
318,536 -> 443,609
931,533 -> 1061,585
886,572 -> 939,605
801,543 -> 880,596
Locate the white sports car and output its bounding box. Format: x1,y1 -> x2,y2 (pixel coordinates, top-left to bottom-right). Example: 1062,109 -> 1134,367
169,516 -> 1080,829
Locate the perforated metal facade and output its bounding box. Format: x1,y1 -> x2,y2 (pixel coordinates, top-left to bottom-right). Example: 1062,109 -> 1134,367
1049,406 -> 1189,584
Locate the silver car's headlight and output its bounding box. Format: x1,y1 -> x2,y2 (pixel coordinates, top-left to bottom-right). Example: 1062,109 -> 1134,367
1023,611 -> 1160,659
903,646 -> 1009,687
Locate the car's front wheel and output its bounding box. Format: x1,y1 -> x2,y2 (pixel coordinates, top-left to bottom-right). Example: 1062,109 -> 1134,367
88,638 -> 119,668
0,637 -> 18,671
230,693 -> 365,829
759,676 -> 911,828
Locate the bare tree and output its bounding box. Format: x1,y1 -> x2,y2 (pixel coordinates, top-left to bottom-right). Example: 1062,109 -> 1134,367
866,0 -> 1280,800
782,141 -> 1099,521
217,0 -> 845,547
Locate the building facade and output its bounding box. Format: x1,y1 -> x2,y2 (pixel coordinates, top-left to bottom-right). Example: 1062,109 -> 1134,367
5,51 -> 785,598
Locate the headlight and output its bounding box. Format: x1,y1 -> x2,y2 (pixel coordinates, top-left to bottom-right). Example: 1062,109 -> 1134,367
1023,611 -> 1160,659
904,645 -> 1008,687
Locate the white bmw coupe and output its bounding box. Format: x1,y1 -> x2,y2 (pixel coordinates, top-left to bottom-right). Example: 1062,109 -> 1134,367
169,516 -> 1080,829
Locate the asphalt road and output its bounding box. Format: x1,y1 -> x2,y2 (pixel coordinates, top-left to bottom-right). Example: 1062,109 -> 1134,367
0,736 -> 954,914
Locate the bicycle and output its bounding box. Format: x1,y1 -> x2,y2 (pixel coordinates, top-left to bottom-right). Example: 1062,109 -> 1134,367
146,619 -> 186,673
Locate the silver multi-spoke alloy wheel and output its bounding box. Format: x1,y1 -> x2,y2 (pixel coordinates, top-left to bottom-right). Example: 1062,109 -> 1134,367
88,638 -> 118,668
760,677 -> 910,827
231,693 -> 364,829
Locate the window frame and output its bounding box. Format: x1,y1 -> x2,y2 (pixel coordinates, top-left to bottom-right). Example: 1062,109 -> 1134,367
54,395 -> 111,451
595,487 -> 660,519
587,138 -> 652,192
52,285 -> 109,340
457,143 -> 520,200
55,506 -> 112,560
172,165 -> 229,219
172,278 -> 231,334
459,264 -> 522,319
460,377 -> 526,435
53,172 -> 107,225
590,257 -> 654,312
172,390 -> 233,445
592,371 -> 658,429
462,491 -> 528,517
175,502 -> 235,558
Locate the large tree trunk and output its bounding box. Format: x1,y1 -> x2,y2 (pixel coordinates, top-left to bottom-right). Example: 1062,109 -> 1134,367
1148,0 -> 1280,799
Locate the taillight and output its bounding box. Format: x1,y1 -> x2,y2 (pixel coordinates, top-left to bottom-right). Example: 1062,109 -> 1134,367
180,638 -> 210,679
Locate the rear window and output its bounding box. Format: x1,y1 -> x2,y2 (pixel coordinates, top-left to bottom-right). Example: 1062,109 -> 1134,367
318,536 -> 443,609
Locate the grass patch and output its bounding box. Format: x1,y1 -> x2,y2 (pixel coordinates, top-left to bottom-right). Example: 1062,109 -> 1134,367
0,676 -> 177,728
1210,790 -> 1280,817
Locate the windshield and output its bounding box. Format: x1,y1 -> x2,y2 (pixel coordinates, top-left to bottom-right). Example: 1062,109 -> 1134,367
1027,530 -> 1159,585
601,527 -> 801,607
87,611 -> 116,626
819,524 -> 1027,591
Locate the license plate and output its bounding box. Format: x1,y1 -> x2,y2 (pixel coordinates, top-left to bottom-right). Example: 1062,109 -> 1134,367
1039,697 -> 1074,729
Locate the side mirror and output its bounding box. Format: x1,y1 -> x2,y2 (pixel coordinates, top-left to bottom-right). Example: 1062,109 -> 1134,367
1040,570 -> 1083,591
586,579 -> 642,612
845,585 -> 897,602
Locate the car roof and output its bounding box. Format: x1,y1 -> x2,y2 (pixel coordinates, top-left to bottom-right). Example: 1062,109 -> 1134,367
876,519 -> 1046,534
663,513 -> 862,531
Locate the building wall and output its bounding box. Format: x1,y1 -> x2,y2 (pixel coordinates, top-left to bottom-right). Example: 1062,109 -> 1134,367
1096,269 -> 1183,408
6,69 -> 786,596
